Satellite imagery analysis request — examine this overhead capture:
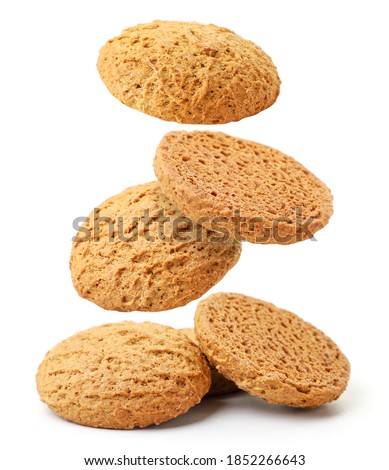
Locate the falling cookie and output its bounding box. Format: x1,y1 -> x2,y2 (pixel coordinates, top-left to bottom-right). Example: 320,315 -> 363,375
194,293 -> 350,407
36,321 -> 211,429
70,182 -> 241,312
97,20 -> 280,124
154,131 -> 333,244
181,328 -> 239,396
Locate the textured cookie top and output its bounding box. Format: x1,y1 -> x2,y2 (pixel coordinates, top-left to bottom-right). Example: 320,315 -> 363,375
194,293 -> 350,407
154,131 -> 333,244
36,321 -> 211,429
97,20 -> 280,124
70,182 -> 241,312
181,328 -> 239,396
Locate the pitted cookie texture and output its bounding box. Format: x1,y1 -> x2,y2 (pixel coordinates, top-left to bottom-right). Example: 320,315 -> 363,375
36,321 -> 211,429
97,20 -> 280,124
194,293 -> 350,407
154,131 -> 333,244
181,328 -> 239,396
70,182 -> 241,312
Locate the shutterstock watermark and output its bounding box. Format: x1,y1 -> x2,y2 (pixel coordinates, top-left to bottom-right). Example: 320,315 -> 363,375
72,208 -> 318,244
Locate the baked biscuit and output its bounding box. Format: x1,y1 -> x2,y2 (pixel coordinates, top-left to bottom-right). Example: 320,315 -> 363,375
194,293 -> 350,408
36,321 -> 211,429
97,20 -> 280,124
154,131 -> 333,244
70,182 -> 241,312
181,328 -> 239,396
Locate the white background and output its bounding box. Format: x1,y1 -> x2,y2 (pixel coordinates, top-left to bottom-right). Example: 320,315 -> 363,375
1,1 -> 388,469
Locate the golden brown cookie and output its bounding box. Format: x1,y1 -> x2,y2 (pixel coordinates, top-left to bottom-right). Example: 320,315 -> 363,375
97,20 -> 280,124
154,131 -> 333,245
70,182 -> 241,312
181,328 -> 239,397
36,321 -> 211,429
194,293 -> 350,408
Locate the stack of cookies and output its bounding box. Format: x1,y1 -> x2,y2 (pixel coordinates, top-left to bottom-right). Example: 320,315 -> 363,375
36,20 -> 350,429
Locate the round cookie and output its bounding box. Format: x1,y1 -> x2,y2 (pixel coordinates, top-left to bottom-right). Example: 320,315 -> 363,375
36,321 -> 211,429
181,328 -> 239,397
70,182 -> 241,312
194,293 -> 350,408
97,20 -> 280,124
154,131 -> 333,245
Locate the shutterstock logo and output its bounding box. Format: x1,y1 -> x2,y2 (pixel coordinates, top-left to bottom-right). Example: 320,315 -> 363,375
72,207 -> 318,244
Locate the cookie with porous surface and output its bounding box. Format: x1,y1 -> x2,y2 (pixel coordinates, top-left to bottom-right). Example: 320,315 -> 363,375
36,321 -> 211,429
97,20 -> 280,124
70,182 -> 241,312
194,293 -> 350,408
154,131 -> 333,244
181,328 -> 239,396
